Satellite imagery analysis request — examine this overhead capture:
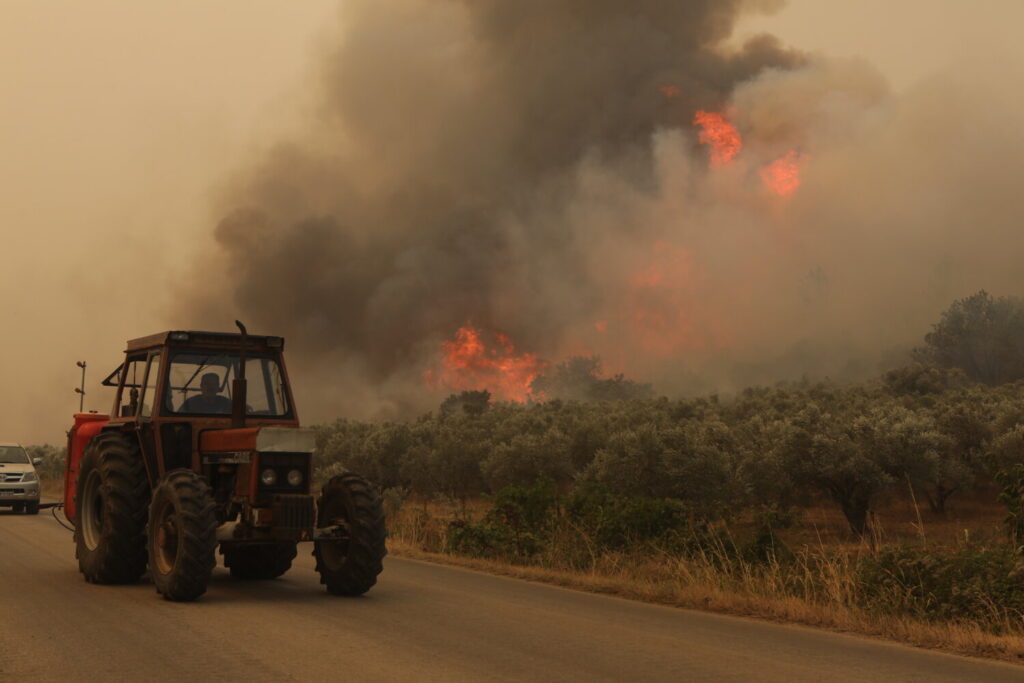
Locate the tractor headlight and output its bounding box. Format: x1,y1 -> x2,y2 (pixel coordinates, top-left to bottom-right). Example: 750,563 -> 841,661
260,468 -> 277,486
23,471 -> 38,483
287,469 -> 304,486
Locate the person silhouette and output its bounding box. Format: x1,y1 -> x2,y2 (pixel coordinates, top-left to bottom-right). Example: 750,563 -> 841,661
180,372 -> 233,414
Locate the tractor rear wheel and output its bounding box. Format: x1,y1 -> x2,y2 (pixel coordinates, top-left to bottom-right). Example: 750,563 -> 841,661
148,469 -> 217,602
313,473 -> 386,596
222,542 -> 298,579
75,432 -> 150,584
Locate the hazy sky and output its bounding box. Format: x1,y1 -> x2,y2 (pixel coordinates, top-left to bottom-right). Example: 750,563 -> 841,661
2,0 -> 1022,444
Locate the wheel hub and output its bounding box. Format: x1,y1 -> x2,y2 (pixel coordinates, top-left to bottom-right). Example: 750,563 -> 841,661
153,507 -> 179,575
80,470 -> 104,551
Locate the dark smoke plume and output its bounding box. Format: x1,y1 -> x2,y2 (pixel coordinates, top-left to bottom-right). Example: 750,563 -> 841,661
183,0 -> 804,417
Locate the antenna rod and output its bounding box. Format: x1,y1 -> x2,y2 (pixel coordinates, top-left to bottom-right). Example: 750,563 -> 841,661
75,361 -> 87,412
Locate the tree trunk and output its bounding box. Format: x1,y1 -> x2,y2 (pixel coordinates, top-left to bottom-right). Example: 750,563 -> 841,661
925,485 -> 956,515
836,490 -> 872,537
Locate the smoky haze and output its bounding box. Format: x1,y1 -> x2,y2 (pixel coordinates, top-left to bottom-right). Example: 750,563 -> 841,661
6,1 -> 1024,444
183,0 -> 1024,419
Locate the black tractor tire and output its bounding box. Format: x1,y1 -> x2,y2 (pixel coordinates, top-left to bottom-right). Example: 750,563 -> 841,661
74,431 -> 150,584
25,501 -> 39,515
222,542 -> 298,580
148,469 -> 218,602
313,473 -> 386,596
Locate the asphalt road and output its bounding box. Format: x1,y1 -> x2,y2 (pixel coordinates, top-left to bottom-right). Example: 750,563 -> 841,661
1,508 -> 1022,682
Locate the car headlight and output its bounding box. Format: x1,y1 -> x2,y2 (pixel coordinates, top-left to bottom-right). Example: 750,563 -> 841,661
260,468 -> 277,486
287,469 -> 304,486
23,471 -> 38,483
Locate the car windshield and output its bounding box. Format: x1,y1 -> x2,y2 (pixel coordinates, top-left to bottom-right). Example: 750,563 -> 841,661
0,446 -> 29,464
165,351 -> 290,417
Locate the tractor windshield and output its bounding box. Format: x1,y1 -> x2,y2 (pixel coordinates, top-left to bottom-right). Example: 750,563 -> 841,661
0,445 -> 29,464
165,351 -> 291,417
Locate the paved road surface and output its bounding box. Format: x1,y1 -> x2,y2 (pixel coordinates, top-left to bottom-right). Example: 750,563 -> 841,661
1,507 -> 1021,682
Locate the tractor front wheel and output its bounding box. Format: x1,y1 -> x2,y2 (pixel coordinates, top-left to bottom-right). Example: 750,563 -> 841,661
313,473 -> 386,596
148,469 -> 217,602
222,542 -> 297,580
75,432 -> 149,584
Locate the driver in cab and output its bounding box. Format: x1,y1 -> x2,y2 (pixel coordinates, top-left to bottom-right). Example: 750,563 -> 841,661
181,372 -> 233,414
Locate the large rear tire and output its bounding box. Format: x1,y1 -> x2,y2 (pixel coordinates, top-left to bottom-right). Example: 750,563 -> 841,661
222,542 -> 297,580
314,473 -> 386,596
75,432 -> 150,584
148,469 -> 217,602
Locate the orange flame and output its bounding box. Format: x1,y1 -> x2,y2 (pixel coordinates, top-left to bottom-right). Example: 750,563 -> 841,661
426,325 -> 546,402
761,150 -> 806,197
693,110 -> 742,167
659,84 -> 682,99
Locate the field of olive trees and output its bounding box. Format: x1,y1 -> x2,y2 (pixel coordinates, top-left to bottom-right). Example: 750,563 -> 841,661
313,292 -> 1024,635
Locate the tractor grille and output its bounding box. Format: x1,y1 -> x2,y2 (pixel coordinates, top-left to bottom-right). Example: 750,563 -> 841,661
272,495 -> 314,531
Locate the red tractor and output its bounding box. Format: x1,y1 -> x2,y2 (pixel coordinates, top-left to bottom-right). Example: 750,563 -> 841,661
64,324 -> 386,601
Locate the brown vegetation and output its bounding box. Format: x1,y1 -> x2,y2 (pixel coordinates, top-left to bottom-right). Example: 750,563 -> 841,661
387,493 -> 1024,663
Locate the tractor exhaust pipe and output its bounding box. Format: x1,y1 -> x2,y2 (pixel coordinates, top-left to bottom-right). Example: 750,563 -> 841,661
232,320 -> 248,429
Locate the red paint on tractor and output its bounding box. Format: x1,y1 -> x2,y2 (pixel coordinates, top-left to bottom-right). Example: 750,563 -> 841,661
64,413 -> 110,520
199,427 -> 260,452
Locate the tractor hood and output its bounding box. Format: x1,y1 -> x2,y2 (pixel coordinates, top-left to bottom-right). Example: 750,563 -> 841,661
200,426 -> 316,454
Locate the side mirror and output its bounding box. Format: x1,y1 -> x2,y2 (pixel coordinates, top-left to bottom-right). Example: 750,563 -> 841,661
32,458 -> 42,466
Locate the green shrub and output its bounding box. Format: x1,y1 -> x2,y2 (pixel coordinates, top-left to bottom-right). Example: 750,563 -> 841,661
445,520 -> 511,558
566,484 -> 693,551
857,546 -> 1024,626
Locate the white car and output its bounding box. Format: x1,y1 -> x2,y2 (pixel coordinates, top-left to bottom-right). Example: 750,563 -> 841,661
0,443 -> 41,514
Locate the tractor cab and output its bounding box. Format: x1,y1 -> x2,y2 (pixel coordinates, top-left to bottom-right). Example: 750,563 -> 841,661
63,326 -> 386,602
105,329 -> 295,424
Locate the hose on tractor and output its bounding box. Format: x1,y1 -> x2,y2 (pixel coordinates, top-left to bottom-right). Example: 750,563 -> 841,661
41,502 -> 75,532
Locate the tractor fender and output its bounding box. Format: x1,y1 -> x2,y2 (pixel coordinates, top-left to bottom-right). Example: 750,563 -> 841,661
64,413 -> 110,520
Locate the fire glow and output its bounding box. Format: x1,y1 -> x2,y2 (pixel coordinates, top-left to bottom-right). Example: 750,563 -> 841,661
626,242 -> 730,356
426,325 -> 546,402
659,84 -> 682,99
693,110 -> 741,167
761,150 -> 806,197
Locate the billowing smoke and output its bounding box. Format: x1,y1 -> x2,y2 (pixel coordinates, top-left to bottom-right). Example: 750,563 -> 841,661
181,0 -> 1024,420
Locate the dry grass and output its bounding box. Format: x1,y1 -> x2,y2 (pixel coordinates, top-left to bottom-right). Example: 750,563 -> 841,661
389,539 -> 1024,664
385,494 -> 1024,665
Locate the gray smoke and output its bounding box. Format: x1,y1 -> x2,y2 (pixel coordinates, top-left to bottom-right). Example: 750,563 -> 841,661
181,0 -> 1024,420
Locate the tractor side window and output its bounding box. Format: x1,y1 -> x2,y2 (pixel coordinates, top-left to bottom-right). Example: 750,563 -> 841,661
117,359 -> 146,418
140,353 -> 162,418
243,357 -> 289,416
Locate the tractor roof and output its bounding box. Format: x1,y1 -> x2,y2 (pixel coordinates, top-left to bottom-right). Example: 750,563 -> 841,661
126,330 -> 285,353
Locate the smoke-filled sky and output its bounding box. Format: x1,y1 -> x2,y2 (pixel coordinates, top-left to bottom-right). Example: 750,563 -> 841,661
4,0 -> 1024,444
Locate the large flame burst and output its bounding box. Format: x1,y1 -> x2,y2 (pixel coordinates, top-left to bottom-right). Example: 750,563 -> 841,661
425,325 -> 547,402
693,110 -> 742,167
